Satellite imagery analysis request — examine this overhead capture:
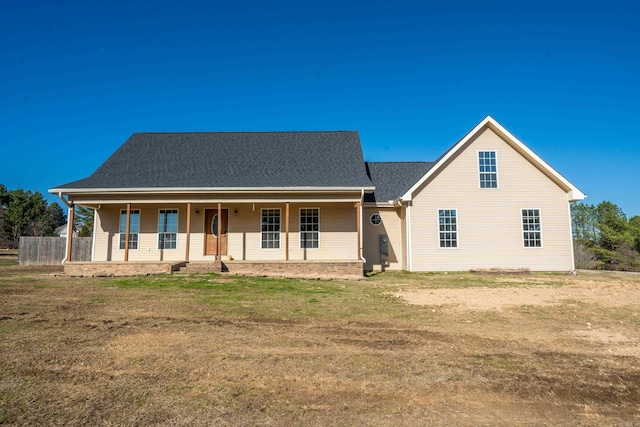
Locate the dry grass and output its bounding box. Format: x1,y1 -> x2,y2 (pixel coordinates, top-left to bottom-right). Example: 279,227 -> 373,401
1,257 -> 639,426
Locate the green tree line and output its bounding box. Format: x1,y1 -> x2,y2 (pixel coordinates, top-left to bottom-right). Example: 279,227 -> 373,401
0,184 -> 94,248
572,201 -> 640,271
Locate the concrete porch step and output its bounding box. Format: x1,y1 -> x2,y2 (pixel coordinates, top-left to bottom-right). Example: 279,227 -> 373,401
177,261 -> 222,274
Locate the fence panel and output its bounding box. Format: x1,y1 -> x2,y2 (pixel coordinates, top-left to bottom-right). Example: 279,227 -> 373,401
19,237 -> 92,265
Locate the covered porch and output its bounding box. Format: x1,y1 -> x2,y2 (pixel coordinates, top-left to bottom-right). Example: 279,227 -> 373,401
63,194 -> 366,278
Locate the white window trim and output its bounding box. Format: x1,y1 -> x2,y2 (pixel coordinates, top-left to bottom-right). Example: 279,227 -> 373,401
437,208 -> 459,249
119,209 -> 141,251
158,208 -> 179,250
477,150 -> 499,189
521,208 -> 543,249
299,207 -> 320,249
261,208 -> 281,250
370,212 -> 382,226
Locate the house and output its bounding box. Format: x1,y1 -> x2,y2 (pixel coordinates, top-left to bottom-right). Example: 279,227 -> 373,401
50,116 -> 585,277
55,224 -> 81,239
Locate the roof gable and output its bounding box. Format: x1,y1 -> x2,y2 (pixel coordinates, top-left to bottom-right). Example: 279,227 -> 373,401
401,116 -> 585,201
53,131 -> 374,191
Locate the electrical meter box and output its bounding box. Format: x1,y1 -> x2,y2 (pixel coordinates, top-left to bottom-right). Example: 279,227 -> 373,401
379,235 -> 389,255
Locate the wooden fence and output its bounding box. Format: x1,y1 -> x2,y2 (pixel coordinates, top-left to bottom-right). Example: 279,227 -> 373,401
19,237 -> 92,265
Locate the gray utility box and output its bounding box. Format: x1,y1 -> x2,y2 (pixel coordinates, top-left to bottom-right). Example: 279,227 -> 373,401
379,235 -> 388,255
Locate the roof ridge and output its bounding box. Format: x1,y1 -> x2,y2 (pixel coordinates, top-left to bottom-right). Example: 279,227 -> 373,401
132,130 -> 359,135
366,161 -> 434,164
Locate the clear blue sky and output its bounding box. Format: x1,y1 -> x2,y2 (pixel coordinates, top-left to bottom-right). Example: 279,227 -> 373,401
2,0 -> 639,216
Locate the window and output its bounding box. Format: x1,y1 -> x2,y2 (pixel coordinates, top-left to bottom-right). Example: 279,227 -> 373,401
119,209 -> 140,250
522,209 -> 542,247
158,209 -> 178,249
300,208 -> 319,249
478,151 -> 498,188
261,209 -> 280,249
438,209 -> 457,248
370,213 -> 382,226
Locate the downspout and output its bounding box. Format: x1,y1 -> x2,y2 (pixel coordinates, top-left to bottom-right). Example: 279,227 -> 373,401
567,201 -> 576,271
360,189 -> 366,264
58,192 -> 72,264
395,197 -> 412,272
63,203 -> 75,264
406,202 -> 412,272
91,206 -> 98,262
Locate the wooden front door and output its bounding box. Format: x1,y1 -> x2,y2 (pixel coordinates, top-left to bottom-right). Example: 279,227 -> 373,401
205,209 -> 228,256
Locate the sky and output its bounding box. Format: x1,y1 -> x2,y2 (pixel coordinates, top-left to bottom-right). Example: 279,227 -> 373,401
1,0 -> 639,216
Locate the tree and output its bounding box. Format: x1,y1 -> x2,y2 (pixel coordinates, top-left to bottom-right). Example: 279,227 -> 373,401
629,216 -> 640,253
595,201 -> 631,251
0,189 -> 51,246
75,206 -> 94,237
0,184 -> 8,207
571,201 -> 640,271
571,202 -> 598,241
47,202 -> 67,233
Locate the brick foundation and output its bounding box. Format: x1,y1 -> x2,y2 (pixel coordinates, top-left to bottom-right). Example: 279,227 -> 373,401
64,261 -> 186,277
64,260 -> 364,279
221,260 -> 364,279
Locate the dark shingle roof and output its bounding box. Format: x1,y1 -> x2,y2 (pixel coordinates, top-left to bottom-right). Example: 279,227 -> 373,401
55,132 -> 374,190
364,162 -> 434,203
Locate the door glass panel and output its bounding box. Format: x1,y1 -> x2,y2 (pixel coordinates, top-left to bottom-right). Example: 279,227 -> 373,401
211,214 -> 218,237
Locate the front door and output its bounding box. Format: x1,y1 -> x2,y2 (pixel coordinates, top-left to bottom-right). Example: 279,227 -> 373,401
205,209 -> 228,256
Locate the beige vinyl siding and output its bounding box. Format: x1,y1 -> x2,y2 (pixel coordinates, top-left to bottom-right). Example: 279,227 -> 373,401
227,205 -> 285,261
290,204 -> 357,261
93,202 -> 359,262
93,204 -> 188,262
362,207 -> 404,271
410,128 -> 574,271
92,207 -> 111,261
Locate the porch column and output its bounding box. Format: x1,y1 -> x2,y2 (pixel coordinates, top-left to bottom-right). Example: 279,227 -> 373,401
217,203 -> 222,260
185,203 -> 192,261
285,202 -> 290,261
124,203 -> 131,262
65,203 -> 75,263
356,201 -> 361,260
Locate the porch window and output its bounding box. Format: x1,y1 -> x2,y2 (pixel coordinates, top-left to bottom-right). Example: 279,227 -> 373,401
478,151 -> 498,188
158,209 -> 178,249
438,209 -> 457,248
119,209 -> 140,250
300,208 -> 319,249
261,209 -> 280,249
522,209 -> 542,247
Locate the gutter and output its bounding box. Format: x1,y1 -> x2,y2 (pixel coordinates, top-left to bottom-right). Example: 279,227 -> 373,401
49,186 -> 376,195
57,192 -> 72,208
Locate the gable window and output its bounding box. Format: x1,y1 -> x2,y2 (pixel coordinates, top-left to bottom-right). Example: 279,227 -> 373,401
158,209 -> 178,249
478,151 -> 498,188
522,209 -> 542,247
300,208 -> 319,249
119,209 -> 140,250
370,213 -> 382,226
261,209 -> 280,249
438,209 -> 457,248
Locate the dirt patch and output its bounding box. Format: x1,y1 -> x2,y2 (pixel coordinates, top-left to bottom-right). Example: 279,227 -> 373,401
394,277 -> 640,310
